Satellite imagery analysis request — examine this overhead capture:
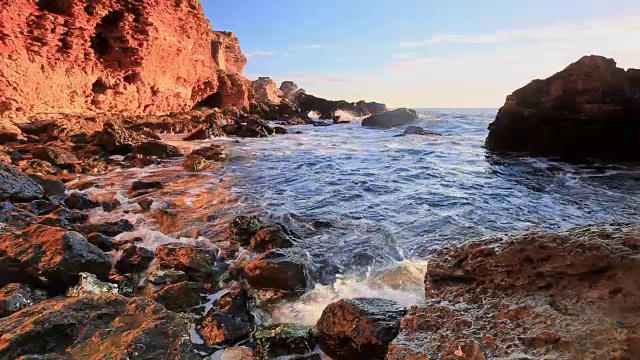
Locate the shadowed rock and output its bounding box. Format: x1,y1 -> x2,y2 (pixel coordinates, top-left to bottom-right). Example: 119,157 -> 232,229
0,164 -> 44,202
362,108 -> 419,128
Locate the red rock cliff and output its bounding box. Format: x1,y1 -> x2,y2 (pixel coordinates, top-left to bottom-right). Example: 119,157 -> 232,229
0,0 -> 249,118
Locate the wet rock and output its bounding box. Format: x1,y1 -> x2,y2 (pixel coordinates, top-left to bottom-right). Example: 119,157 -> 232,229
147,269 -> 188,285
253,323 -> 316,360
190,144 -> 227,161
131,180 -> 164,192
16,159 -> 58,176
0,294 -> 197,359
362,108 -> 419,128
249,226 -> 296,253
27,175 -> 66,197
17,199 -> 58,216
0,283 -> 47,318
486,56 -> 640,161
0,164 -> 44,202
388,224 -> 640,359
183,125 -> 225,141
402,126 -> 442,136
91,122 -> 154,155
0,121 -> 24,144
0,225 -> 111,290
0,203 -> 37,230
115,244 -> 155,274
32,146 -> 79,168
228,216 -> 267,245
137,198 -> 154,211
273,126 -> 288,134
133,140 -> 183,158
243,248 -> 312,295
65,272 -> 118,297
225,117 -> 274,138
183,154 -> 210,172
38,208 -> 88,229
86,233 -> 114,252
76,219 -> 135,237
210,346 -> 254,360
149,282 -> 211,312
155,243 -> 219,281
126,153 -> 161,168
195,288 -> 253,347
316,298 -> 406,360
63,192 -> 100,210
100,199 -> 121,212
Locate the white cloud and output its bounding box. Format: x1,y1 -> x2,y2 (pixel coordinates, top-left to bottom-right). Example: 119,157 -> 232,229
391,52 -> 415,59
400,15 -> 640,47
245,51 -> 276,58
288,44 -> 323,50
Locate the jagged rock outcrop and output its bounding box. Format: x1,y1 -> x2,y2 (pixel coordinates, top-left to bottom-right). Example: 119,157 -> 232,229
252,77 -> 283,104
0,0 -> 249,118
280,81 -> 305,103
486,55 -> 640,161
362,108 -> 418,128
298,92 -> 388,120
387,224 -> 640,359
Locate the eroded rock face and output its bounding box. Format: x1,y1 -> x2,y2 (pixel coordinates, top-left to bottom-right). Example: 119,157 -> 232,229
387,224 -> 640,359
0,0 -> 249,117
362,108 -> 419,128
252,77 -> 283,104
0,225 -> 111,289
0,294 -> 197,359
317,298 -> 407,360
486,55 -> 640,160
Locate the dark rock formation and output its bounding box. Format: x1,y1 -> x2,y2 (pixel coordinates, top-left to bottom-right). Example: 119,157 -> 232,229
182,154 -> 210,172
0,225 -> 111,289
131,180 -> 163,192
190,144 -> 227,161
64,192 -> 100,210
297,93 -> 388,120
402,126 -> 442,136
362,108 -> 419,128
0,283 -> 47,318
486,55 -> 640,161
155,243 -> 219,281
32,146 -> 79,168
147,269 -> 188,285
0,294 -> 197,359
133,140 -> 183,158
317,298 -> 406,360
0,164 -> 44,202
115,244 -> 155,274
243,248 -> 312,295
86,233 -> 114,252
149,281 -> 211,312
195,287 -> 253,347
91,123 -> 154,155
387,224 -> 640,359
253,323 -> 317,360
75,219 -> 134,237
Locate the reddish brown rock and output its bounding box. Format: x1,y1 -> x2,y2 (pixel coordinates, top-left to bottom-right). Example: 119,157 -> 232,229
0,0 -> 249,118
252,77 -> 282,104
243,248 -> 312,295
155,243 -> 219,281
486,55 -> 640,160
0,294 -> 197,359
386,224 -> 640,359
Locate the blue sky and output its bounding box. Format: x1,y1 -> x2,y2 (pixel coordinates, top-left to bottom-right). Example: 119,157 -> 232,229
203,1 -> 640,107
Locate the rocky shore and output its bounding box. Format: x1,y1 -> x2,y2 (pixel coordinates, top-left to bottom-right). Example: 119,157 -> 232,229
1,1 -> 640,359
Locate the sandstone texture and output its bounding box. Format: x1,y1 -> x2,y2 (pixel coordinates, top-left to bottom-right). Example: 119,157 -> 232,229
387,224 -> 640,359
252,77 -> 283,104
486,55 -> 640,161
0,0 -> 249,118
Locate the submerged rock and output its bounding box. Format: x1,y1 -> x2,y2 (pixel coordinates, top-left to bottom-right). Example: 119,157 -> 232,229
0,164 -> 44,202
0,294 -> 197,359
0,283 -> 47,318
133,140 -> 183,158
243,248 -> 312,295
183,154 -> 210,172
362,108 -> 419,128
486,55 -> 640,161
66,272 -> 118,297
253,323 -> 316,360
388,224 -> 640,359
402,126 -> 442,136
0,225 -> 111,290
317,298 -> 406,360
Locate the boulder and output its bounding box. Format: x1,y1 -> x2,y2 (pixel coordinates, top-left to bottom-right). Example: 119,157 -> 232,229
131,180 -> 164,192
402,126 -> 442,136
211,346 -> 254,360
253,323 -> 316,360
76,219 -> 135,237
63,192 -> 100,210
225,117 -> 274,138
115,244 -> 155,274
387,224 -> 640,359
86,233 -> 114,252
248,226 -> 296,253
190,144 -> 227,161
32,146 -> 79,168
183,125 -> 226,141
362,108 -> 419,128
252,77 -> 283,104
38,208 -> 88,229
0,164 -> 44,202
183,154 -> 210,172
273,126 -> 288,134
243,248 -> 312,295
0,294 -> 197,359
0,283 -> 47,318
155,243 -> 219,281
149,282 -> 211,312
195,287 -> 253,347
133,140 -> 183,158
228,216 -> 268,245
0,121 -> 24,144
316,298 -> 406,360
147,269 -> 188,285
65,272 -> 118,297
0,225 -> 112,290
91,123 -> 154,155
486,55 -> 640,161
17,199 -> 58,216
28,175 -> 66,197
